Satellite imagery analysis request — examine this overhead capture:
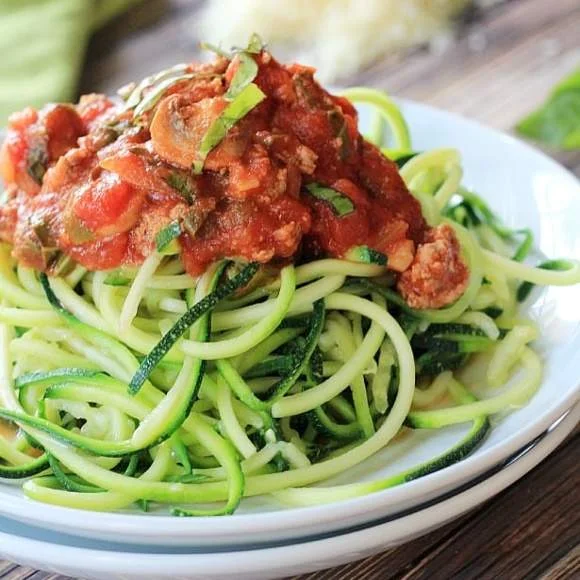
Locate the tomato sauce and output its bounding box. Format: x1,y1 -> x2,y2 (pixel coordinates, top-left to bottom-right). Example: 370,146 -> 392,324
0,49 -> 468,308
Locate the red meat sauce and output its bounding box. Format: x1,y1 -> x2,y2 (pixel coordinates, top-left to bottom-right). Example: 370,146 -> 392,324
0,50 -> 468,309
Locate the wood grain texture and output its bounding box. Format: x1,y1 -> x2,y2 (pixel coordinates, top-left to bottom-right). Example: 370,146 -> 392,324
288,430 -> 580,580
2,0 -> 579,578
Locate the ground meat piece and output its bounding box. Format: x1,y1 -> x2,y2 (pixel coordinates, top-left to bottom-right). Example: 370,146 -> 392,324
397,224 -> 469,309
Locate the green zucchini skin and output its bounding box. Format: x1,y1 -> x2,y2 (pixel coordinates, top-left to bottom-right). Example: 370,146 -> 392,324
15,368 -> 100,390
345,246 -> 388,266
266,299 -> 326,402
5,264 -> 258,458
310,406 -> 361,440
129,262 -> 259,394
402,415 -> 490,482
0,455 -> 49,480
47,454 -> 103,493
0,408 -> 136,457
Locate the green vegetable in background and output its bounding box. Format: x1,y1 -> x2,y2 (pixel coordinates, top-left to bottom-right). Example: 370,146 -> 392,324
0,0 -> 142,126
516,68 -> 580,150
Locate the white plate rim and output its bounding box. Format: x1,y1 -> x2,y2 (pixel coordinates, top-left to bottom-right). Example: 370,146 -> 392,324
1,404 -> 577,580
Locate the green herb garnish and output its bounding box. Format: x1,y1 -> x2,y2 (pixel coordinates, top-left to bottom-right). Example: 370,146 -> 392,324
200,42 -> 232,59
305,183 -> 355,217
225,34 -> 266,100
133,74 -> 196,118
155,221 -> 182,253
327,110 -> 351,160
193,83 -> 266,174
165,172 -> 195,203
226,53 -> 259,100
26,145 -> 48,185
246,33 -> 265,54
349,246 -> 387,266
124,64 -> 189,109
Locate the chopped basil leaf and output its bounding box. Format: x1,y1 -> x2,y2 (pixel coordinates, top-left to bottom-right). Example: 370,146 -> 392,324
165,172 -> 195,203
306,183 -> 355,217
133,74 -> 196,118
516,68 -> 580,150
294,74 -> 318,108
64,214 -> 95,245
200,42 -> 232,59
327,110 -> 351,160
155,221 -> 182,252
26,145 -> 48,185
117,82 -> 137,101
347,246 -> 387,266
124,64 -> 189,110
39,247 -> 59,269
193,83 -> 266,174
48,253 -> 74,276
30,215 -> 54,246
365,248 -> 387,266
182,209 -> 208,238
28,160 -> 46,185
246,33 -> 265,54
225,33 -> 266,100
225,53 -> 258,100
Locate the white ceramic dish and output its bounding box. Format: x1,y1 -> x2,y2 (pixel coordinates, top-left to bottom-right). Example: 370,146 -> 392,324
1,403 -> 577,580
0,99 -> 579,547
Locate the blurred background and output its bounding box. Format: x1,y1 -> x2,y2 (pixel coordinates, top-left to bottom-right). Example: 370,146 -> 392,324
0,0 -> 578,167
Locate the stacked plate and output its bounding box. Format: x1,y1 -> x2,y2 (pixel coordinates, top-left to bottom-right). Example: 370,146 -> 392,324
1,101 -> 579,580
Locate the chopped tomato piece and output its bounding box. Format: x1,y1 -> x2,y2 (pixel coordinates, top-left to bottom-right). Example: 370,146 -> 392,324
72,173 -> 144,238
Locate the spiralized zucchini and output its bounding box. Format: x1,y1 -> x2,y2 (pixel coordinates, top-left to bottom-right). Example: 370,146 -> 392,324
0,89 -> 579,515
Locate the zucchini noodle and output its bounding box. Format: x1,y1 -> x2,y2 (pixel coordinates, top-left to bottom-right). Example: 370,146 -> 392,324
341,87 -> 411,150
1,87 -> 579,517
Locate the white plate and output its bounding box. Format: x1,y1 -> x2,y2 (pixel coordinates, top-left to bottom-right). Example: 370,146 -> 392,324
1,403 -> 577,580
0,100 -> 579,547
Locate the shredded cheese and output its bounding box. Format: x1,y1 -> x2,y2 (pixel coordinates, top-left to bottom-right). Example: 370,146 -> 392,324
198,0 -> 471,81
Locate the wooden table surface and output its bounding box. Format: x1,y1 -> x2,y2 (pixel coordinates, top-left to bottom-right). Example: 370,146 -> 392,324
2,0 -> 579,579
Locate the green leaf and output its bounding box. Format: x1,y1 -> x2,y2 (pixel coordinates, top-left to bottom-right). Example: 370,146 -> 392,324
516,68 -> 580,150
225,53 -> 258,100
225,34 -> 265,101
193,83 -> 266,174
327,110 -> 351,160
200,42 -> 232,59
305,183 -> 355,217
246,33 -> 265,54
124,64 -> 189,109
165,172 -> 195,203
26,144 -> 48,185
346,245 -> 387,265
133,74 -> 196,118
155,221 -> 182,253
